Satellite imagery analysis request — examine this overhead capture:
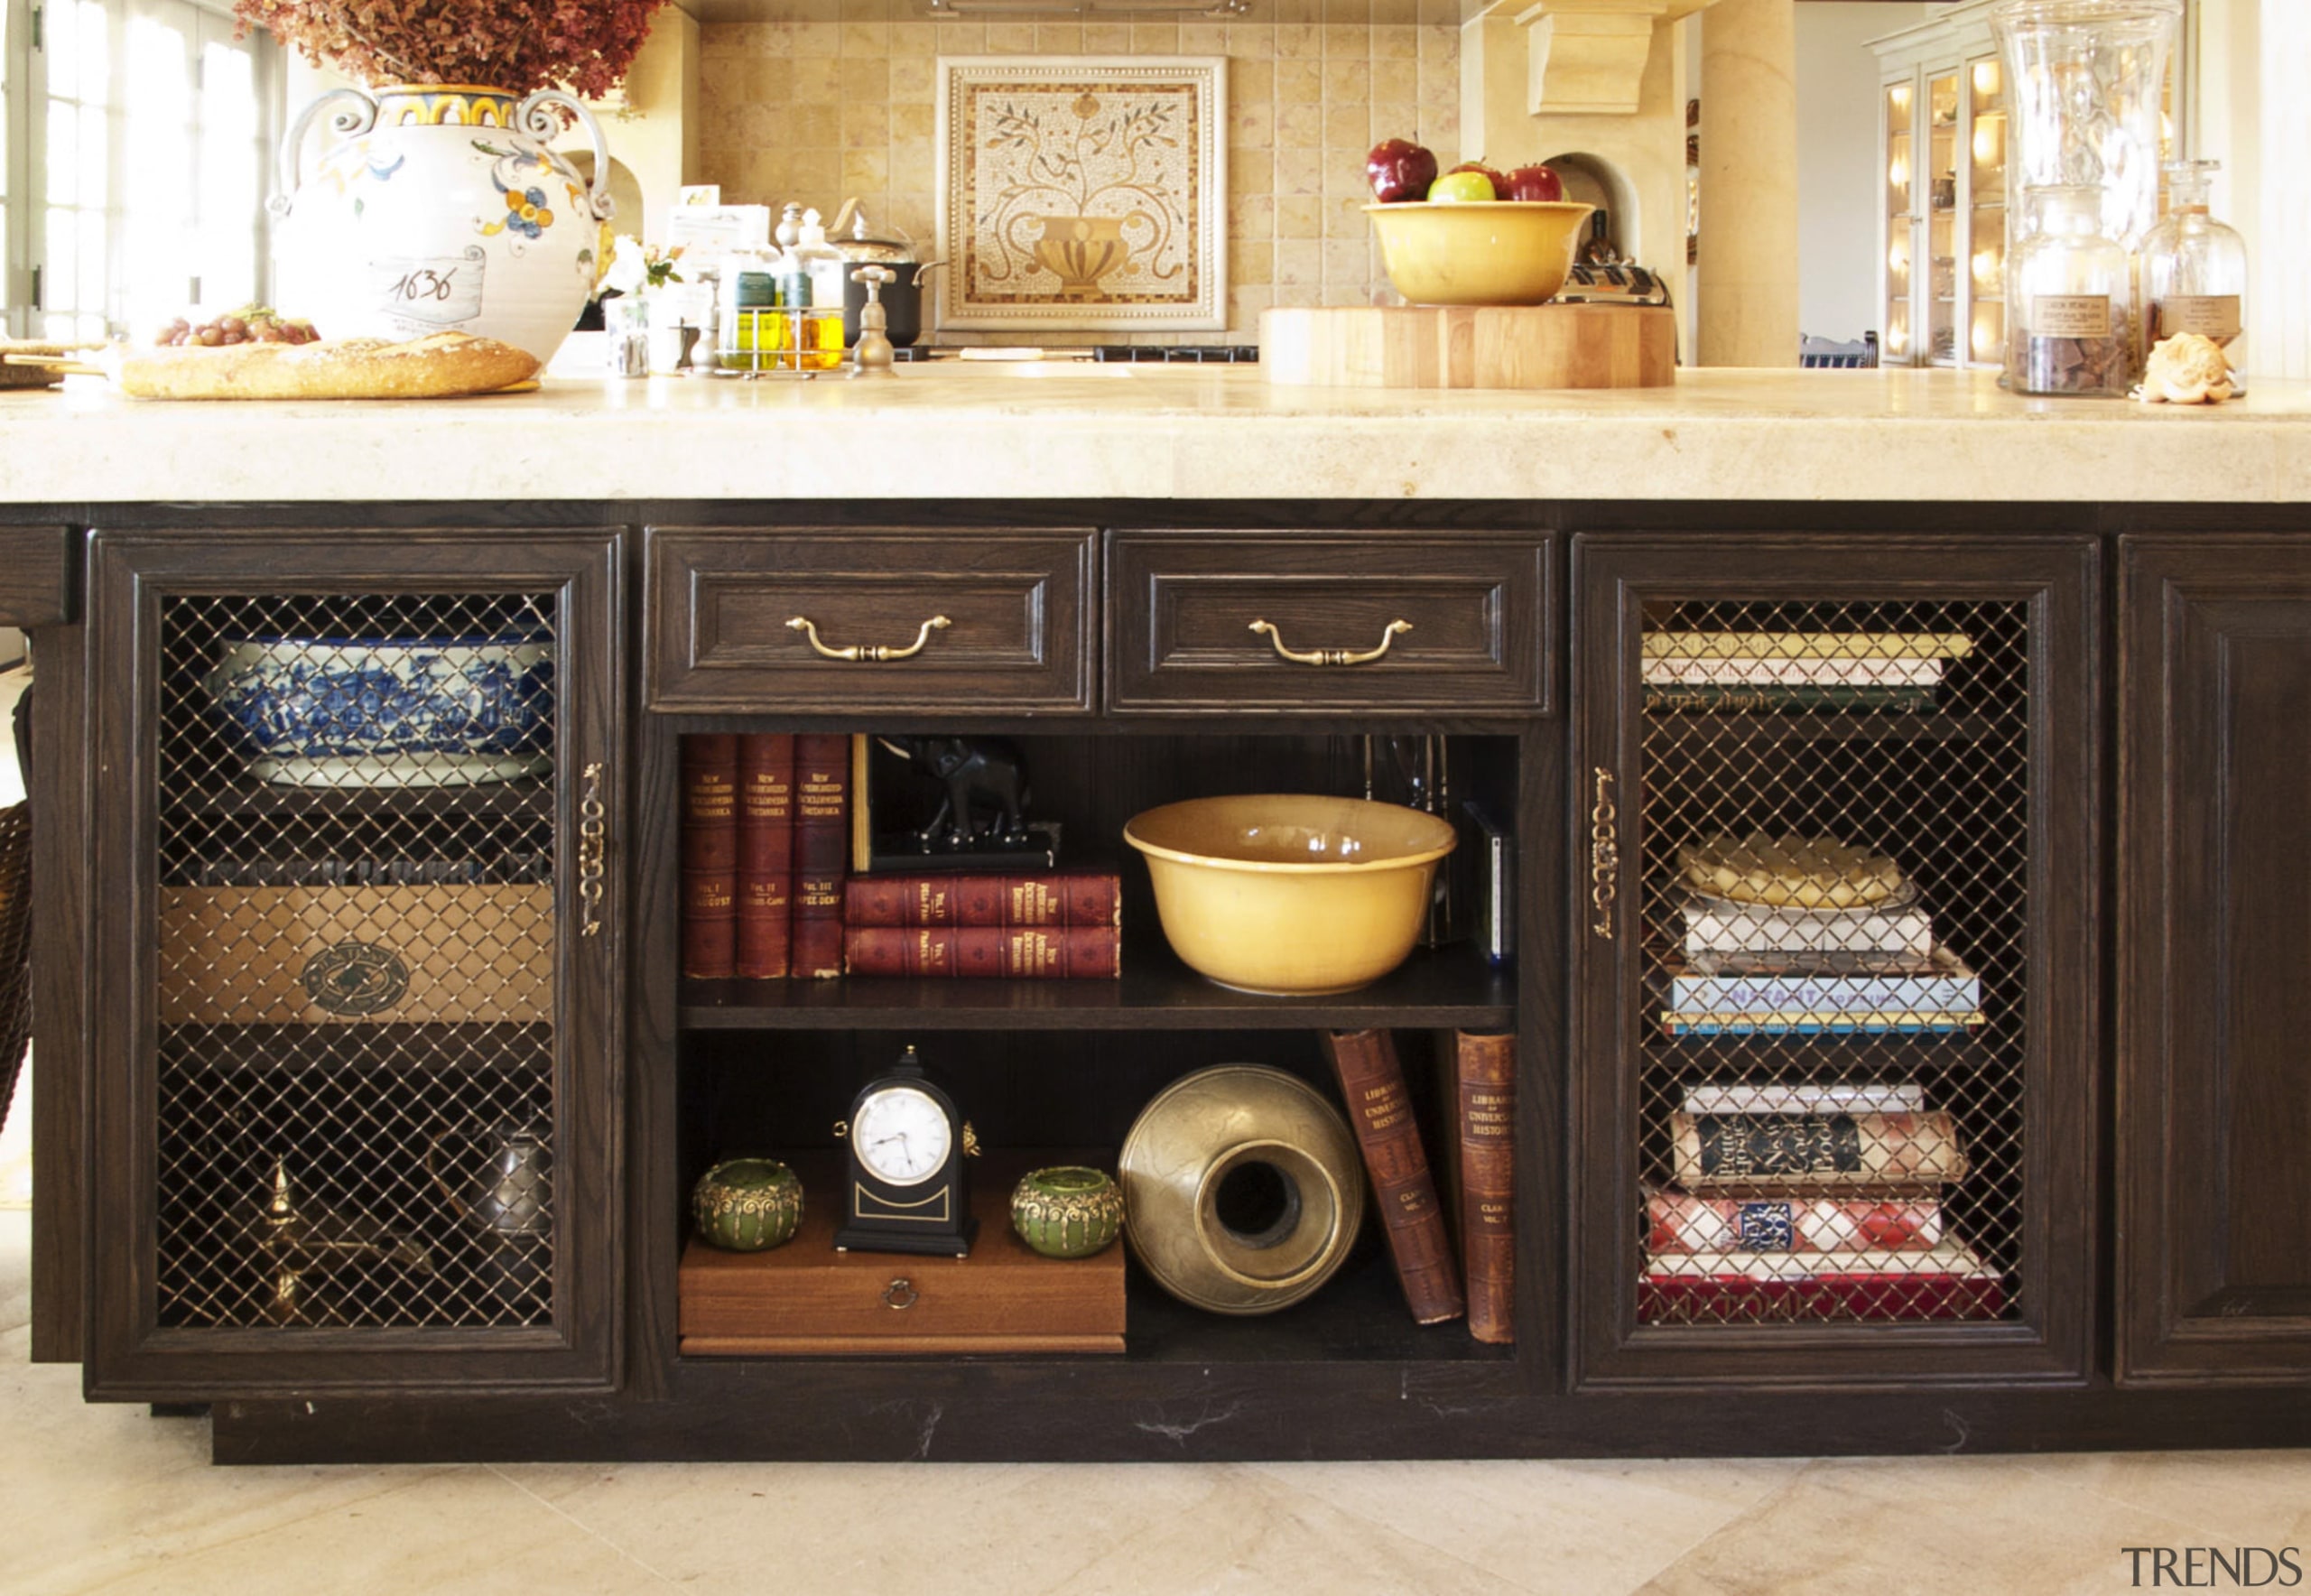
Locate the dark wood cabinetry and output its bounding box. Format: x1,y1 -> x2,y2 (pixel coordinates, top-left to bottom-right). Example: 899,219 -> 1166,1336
80,528 -> 624,1400
2119,536 -> 2311,1384
8,503 -> 2310,1458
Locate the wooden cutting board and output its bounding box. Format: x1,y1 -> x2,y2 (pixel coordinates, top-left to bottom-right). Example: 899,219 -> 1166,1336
679,1153 -> 1127,1355
1261,303 -> 1675,390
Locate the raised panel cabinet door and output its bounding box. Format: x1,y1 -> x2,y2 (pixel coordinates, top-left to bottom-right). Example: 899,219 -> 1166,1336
2120,537 -> 2311,1384
84,528 -> 624,1402
1569,534 -> 2098,1390
1107,531 -> 1552,715
645,528 -> 1096,715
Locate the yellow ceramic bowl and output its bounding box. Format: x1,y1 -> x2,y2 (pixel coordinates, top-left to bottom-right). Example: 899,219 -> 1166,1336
1364,200 -> 1596,307
1123,794 -> 1458,996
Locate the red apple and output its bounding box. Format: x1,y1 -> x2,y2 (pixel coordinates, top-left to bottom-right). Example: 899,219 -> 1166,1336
1447,162 -> 1508,199
1499,163 -> 1565,202
1366,138 -> 1439,204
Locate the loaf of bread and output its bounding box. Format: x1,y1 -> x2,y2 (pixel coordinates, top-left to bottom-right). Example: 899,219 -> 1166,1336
119,331 -> 540,401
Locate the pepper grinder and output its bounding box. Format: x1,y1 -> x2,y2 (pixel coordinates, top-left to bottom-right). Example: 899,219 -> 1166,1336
851,265 -> 897,372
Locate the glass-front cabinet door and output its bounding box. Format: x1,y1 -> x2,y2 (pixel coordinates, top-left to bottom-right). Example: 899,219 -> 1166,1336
1570,534 -> 2096,1387
1965,52 -> 2009,369
86,528 -> 623,1400
1926,69 -> 1962,366
1882,76 -> 1920,366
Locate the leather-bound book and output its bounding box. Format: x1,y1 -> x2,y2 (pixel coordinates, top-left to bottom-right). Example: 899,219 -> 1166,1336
1320,1028 -> 1465,1326
735,734 -> 796,979
680,735 -> 739,980
844,870 -> 1123,930
1454,1030 -> 1516,1344
792,734 -> 850,979
844,924 -> 1121,979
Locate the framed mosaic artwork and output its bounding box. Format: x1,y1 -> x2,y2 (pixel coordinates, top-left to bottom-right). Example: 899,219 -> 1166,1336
934,57 -> 1229,332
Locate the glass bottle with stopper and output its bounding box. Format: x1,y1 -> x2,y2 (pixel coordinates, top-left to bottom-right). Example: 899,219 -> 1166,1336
2142,159 -> 2248,394
2007,184 -> 2132,397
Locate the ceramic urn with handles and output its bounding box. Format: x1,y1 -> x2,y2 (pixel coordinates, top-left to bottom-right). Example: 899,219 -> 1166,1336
269,85 -> 617,365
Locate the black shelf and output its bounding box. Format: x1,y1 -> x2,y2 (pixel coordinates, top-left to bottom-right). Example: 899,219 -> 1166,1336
681,944 -> 1515,1033
1643,710 -> 2013,754
160,1022 -> 554,1074
1120,1245 -> 1511,1366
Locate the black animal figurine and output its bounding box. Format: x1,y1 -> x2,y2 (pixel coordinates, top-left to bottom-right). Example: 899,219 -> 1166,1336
876,736 -> 1032,849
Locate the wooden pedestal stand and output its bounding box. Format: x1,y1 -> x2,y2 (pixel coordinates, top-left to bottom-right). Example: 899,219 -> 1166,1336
1261,303 -> 1676,390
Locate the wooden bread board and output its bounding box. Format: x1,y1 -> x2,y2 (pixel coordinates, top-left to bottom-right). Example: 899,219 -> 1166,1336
679,1154 -> 1126,1355
1261,303 -> 1675,390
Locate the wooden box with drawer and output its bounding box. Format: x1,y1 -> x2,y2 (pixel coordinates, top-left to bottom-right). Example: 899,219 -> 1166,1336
646,528 -> 1097,714
1106,532 -> 1552,714
678,1157 -> 1126,1355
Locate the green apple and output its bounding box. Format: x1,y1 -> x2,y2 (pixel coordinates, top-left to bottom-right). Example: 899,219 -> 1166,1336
1427,169 -> 1496,203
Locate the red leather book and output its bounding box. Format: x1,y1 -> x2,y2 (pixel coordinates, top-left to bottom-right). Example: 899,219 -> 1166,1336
1454,1030 -> 1516,1345
793,734 -> 850,979
680,734 -> 739,980
1320,1028 -> 1465,1326
1638,1240 -> 2005,1324
734,734 -> 796,980
844,871 -> 1122,930
843,925 -> 1121,979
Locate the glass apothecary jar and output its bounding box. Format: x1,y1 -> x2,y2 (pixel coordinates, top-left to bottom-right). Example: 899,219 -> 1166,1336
2006,185 -> 2132,396
1992,0 -> 2180,249
2143,159 -> 2249,388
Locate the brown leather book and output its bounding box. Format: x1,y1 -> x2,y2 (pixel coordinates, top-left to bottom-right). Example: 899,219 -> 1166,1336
792,733 -> 850,979
734,734 -> 796,979
1455,1030 -> 1516,1344
843,925 -> 1121,979
844,871 -> 1122,930
1320,1028 -> 1465,1326
680,734 -> 738,979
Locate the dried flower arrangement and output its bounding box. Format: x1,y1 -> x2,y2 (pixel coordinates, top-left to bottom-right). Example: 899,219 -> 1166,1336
233,0 -> 668,100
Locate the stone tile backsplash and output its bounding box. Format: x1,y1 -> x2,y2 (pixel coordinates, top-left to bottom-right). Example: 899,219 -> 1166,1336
696,1 -> 1460,342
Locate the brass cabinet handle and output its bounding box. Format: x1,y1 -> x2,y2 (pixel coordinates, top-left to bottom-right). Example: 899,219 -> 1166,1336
1590,766 -> 1619,942
787,614 -> 951,663
576,761 -> 607,939
882,1278 -> 919,1311
1248,617 -> 1411,666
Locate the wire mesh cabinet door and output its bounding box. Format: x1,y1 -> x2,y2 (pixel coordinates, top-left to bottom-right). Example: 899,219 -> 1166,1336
85,528 -> 624,1401
1569,534 -> 2096,1389
2119,537 -> 2311,1385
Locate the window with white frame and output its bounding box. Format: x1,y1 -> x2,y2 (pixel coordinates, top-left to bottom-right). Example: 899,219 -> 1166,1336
16,0 -> 272,342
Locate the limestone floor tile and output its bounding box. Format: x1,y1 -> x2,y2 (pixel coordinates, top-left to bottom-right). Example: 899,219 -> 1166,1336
1635,1454 -> 2215,1596
491,1458 -> 1234,1594
60,1469 -> 683,1596
1247,1456 -> 1808,1593
1055,1462 -> 1534,1596
2009,1448 -> 2311,1545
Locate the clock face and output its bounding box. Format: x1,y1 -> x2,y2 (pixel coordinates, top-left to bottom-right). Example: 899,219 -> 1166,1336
851,1085 -> 953,1187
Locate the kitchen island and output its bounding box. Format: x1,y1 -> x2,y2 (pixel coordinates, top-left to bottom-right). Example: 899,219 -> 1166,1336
4,366 -> 2308,1464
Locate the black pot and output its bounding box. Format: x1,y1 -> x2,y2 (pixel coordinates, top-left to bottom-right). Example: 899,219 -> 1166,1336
841,261 -> 937,348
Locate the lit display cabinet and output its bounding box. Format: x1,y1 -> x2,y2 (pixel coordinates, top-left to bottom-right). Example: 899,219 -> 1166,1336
1872,0 -> 2183,373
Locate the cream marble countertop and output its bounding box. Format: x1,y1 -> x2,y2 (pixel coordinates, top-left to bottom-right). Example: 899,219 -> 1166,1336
2,362 -> 2306,505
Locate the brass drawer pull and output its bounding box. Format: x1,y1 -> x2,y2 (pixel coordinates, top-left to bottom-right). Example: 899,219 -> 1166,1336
1590,766 -> 1619,942
1248,617 -> 1412,666
576,761 -> 607,938
882,1277 -> 919,1311
787,614 -> 951,663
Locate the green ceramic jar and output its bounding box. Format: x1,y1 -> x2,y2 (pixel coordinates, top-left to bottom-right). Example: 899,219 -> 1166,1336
692,1157 -> 804,1252
1010,1165 -> 1125,1259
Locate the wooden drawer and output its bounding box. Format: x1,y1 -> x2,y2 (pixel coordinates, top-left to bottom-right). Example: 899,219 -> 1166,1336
646,527 -> 1096,714
1107,531 -> 1552,714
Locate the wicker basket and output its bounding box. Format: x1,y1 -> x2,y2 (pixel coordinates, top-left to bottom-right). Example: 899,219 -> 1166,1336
0,803 -> 31,1136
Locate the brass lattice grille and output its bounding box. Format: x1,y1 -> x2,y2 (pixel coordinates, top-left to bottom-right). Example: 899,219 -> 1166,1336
1633,598 -> 2028,1327
153,592 -> 559,1331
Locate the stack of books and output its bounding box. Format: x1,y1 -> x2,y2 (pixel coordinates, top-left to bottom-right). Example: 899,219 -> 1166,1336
678,732 -> 1121,981
1659,834 -> 1983,1036
1641,630 -> 1973,713
1639,1081 -> 2004,1323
